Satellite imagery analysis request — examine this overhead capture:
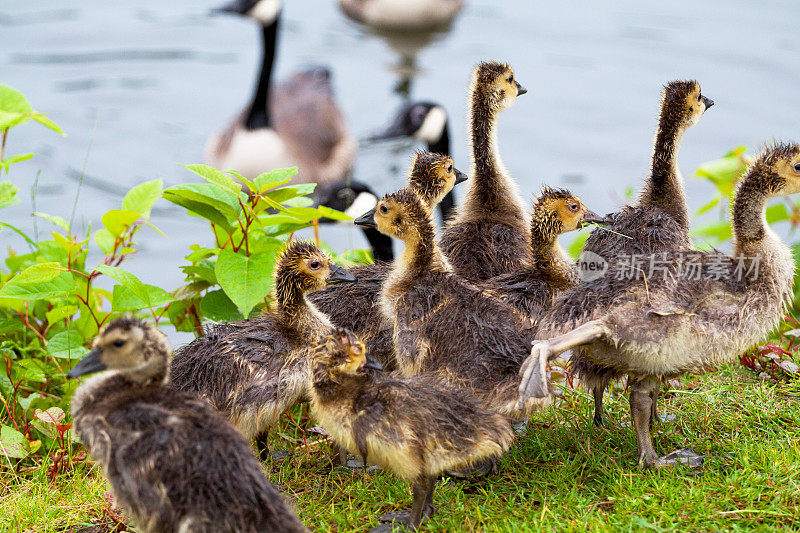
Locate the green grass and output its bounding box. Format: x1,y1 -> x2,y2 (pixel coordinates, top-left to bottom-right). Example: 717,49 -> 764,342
3,365 -> 800,532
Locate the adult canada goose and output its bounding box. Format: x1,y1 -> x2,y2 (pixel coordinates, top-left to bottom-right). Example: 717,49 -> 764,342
169,241 -> 355,447
577,80 -> 714,426
518,143 -> 800,468
370,101 -> 456,221
310,151 -> 467,370
207,0 -> 356,183
357,187 -> 549,419
338,0 -> 465,32
439,61 -> 529,282
68,318 -> 307,533
309,328 -> 513,530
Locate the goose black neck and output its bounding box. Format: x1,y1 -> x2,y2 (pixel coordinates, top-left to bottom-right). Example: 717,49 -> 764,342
429,123 -> 455,220
245,20 -> 279,131
363,227 -> 394,262
641,111 -> 688,229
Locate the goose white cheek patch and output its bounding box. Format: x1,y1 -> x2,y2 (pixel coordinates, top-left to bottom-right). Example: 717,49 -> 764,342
414,106 -> 447,145
249,0 -> 281,24
344,192 -> 379,223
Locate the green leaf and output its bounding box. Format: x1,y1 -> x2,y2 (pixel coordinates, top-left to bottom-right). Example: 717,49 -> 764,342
47,331 -> 88,360
94,229 -> 115,254
15,359 -> 48,383
567,229 -> 591,260
317,205 -> 352,221
16,392 -> 42,412
101,209 -> 141,238
0,262 -> 76,300
46,304 -> 78,324
30,113 -> 64,135
225,169 -> 256,192
0,222 -> 35,248
695,195 -> 721,216
163,183 -> 242,228
766,203 -> 789,224
96,264 -> 173,310
111,283 -> 173,311
0,180 -> 20,209
214,250 -> 274,318
0,84 -> 32,131
182,164 -> 242,195
266,183 -> 316,204
0,152 -> 34,172
253,167 -> 297,192
32,212 -> 70,232
200,289 -> 243,322
0,425 -> 29,459
122,179 -> 163,218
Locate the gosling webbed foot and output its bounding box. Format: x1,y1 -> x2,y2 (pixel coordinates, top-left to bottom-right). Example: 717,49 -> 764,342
654,448 -> 704,469
517,341 -> 552,409
376,503 -> 435,528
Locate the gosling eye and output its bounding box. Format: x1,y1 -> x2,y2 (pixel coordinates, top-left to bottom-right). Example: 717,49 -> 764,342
309,260 -> 322,270
507,74 -> 513,83
697,92 -> 702,101
447,164 -> 453,173
568,203 -> 580,212
379,205 -> 389,214
794,163 -> 800,172
113,339 -> 126,348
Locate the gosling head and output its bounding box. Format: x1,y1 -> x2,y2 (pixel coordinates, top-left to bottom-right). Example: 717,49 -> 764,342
212,0 -> 280,25
371,101 -> 449,146
471,61 -> 527,112
275,241 -> 356,305
533,187 -> 601,235
313,328 -> 383,380
661,80 -> 714,130
407,151 -> 467,207
751,142 -> 800,197
354,188 -> 432,244
66,318 -> 170,383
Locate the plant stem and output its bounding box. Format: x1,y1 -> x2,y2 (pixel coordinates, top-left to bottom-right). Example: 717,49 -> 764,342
0,130 -> 7,165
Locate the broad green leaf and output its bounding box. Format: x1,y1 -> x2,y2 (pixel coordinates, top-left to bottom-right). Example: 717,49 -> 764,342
32,212 -> 69,231
695,147 -> 751,198
16,392 -> 42,411
282,196 -> 314,208
567,229 -> 592,260
184,246 -> 220,262
47,331 -> 88,360
215,250 -> 274,318
266,183 -> 316,204
162,193 -> 235,235
200,289 -> 243,322
96,264 -> 172,310
0,84 -> 32,131
163,183 -> 242,222
51,232 -> 85,258
317,205 -> 352,221
35,406 -> 66,425
0,425 -> 29,459
122,179 -> 163,218
15,359 -> 48,383
30,113 -> 64,135
225,169 -> 255,192
253,167 -> 297,192
0,374 -> 12,397
0,262 -> 75,300
46,304 -> 78,324
182,164 -> 241,195
0,152 -> 34,172
181,260 -> 218,285
94,229 -> 115,254
111,283 -> 173,311
0,180 -> 20,209
766,203 -> 789,224
102,209 -> 141,237
692,220 -> 732,244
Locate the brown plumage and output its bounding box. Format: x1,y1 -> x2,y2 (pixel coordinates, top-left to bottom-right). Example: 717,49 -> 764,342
577,80 -> 713,426
169,240 -> 355,443
439,61 -> 530,282
480,187 -> 599,318
363,188 -> 547,419
309,151 -> 467,369
309,328 -> 513,529
518,143 -> 800,468
68,318 -> 307,533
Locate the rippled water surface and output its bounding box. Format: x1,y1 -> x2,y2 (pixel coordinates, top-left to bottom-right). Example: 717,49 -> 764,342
3,0 -> 799,341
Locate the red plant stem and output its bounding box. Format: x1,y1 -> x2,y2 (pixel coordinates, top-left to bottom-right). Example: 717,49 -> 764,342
1,130 -> 7,165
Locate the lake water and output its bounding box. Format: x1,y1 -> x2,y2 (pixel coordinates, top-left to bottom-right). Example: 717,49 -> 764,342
2,0 -> 798,343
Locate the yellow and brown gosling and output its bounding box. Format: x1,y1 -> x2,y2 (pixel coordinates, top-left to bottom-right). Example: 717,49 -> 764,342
518,143 -> 800,468
169,240 -> 355,447
577,79 -> 713,427
482,186 -> 600,319
357,188 -> 548,419
439,61 -> 530,282
68,317 -> 307,533
310,151 -> 467,370
309,328 -> 513,530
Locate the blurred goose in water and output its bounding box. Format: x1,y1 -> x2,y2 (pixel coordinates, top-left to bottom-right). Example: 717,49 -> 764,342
206,0 -> 356,184
338,0 -> 465,32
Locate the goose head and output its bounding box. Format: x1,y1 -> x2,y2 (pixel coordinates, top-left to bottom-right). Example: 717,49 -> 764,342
471,61 -> 527,113
275,241 -> 356,307
313,328 -> 382,380
533,187 -> 601,234
67,318 -> 169,382
406,151 -> 467,206
371,101 -> 449,146
212,0 -> 281,25
661,80 -> 713,130
755,142 -> 800,197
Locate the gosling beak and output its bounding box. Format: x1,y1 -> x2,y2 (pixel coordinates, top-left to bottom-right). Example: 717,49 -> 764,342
210,0 -> 248,15
454,169 -> 468,184
581,209 -> 605,227
363,357 -> 383,371
354,208 -> 377,229
328,264 -> 356,283
515,81 -> 528,96
66,348 -> 106,379
701,96 -> 714,110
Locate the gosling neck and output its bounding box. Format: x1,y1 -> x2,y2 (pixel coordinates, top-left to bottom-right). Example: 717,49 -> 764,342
732,168 -> 778,256
245,19 -> 279,130
461,93 -> 525,225
640,111 -> 689,229
392,221 -> 449,283
529,213 -> 576,287
276,284 -> 327,336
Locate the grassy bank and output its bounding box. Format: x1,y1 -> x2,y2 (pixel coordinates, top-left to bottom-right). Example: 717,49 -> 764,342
4,365 -> 798,532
